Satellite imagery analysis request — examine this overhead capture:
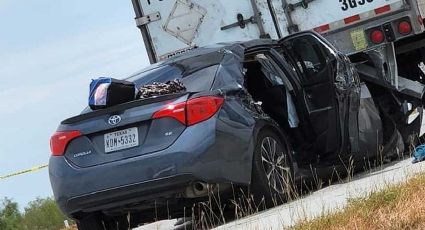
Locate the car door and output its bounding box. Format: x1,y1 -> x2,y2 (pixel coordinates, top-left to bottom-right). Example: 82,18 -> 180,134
278,32 -> 342,159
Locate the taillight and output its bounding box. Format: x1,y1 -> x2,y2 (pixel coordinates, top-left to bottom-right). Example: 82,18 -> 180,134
186,96 -> 224,126
398,21 -> 412,35
370,29 -> 385,44
152,102 -> 186,125
152,96 -> 224,126
50,131 -> 82,156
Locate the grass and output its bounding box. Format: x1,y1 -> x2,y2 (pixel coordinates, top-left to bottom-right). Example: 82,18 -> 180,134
291,172 -> 425,230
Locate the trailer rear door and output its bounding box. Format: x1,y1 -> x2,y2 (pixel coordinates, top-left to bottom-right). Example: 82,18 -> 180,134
269,0 -> 406,34
132,0 -> 409,63
132,0 -> 284,63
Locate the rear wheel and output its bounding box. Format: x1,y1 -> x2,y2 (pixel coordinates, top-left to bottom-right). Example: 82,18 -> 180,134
250,129 -> 294,207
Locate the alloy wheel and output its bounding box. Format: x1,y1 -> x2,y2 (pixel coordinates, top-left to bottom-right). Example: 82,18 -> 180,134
260,136 -> 291,194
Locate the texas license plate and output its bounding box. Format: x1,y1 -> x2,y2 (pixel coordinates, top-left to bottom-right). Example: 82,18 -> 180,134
104,127 -> 139,153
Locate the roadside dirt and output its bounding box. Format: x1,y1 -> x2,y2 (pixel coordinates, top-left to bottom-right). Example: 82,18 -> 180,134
134,159 -> 425,230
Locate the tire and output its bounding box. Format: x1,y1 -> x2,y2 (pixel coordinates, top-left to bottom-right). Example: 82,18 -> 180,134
77,213 -> 104,230
250,129 -> 295,208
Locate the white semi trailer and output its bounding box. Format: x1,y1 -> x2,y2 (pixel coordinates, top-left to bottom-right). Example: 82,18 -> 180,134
131,0 -> 425,141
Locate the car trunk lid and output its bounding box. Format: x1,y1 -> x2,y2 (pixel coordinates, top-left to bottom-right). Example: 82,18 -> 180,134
58,93 -> 189,168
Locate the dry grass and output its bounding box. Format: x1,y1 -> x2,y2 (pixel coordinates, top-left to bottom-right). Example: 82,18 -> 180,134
291,173 -> 425,230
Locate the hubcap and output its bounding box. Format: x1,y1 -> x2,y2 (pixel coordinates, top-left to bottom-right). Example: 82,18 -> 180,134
260,137 -> 291,194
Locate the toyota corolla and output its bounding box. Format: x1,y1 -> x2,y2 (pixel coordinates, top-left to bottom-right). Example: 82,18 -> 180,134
49,32 -> 406,230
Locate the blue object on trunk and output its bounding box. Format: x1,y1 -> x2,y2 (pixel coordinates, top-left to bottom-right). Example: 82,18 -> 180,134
89,77 -> 112,108
413,144 -> 425,163
88,77 -> 135,110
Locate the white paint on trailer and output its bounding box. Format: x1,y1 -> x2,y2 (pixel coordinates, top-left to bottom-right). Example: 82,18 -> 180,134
137,0 -> 407,62
276,0 -> 404,33
139,0 -> 279,61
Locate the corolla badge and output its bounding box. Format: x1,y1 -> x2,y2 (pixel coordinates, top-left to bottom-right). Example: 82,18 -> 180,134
108,115 -> 122,125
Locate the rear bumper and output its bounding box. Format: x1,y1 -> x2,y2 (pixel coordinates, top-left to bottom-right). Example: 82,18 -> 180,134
49,118 -> 254,217
66,174 -> 196,216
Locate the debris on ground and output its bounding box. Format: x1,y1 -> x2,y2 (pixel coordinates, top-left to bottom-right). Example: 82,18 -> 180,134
413,144 -> 425,163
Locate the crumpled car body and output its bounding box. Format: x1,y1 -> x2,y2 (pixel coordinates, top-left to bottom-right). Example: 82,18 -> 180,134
49,31 -> 404,227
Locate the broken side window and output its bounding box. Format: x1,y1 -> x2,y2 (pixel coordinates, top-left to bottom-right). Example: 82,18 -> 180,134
284,36 -> 329,85
249,53 -> 299,128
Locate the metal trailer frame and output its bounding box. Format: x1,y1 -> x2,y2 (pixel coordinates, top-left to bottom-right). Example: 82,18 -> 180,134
131,0 -> 425,100
319,0 -> 425,101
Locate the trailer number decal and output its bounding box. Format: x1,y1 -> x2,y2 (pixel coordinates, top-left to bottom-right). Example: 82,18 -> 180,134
340,0 -> 374,11
351,29 -> 368,51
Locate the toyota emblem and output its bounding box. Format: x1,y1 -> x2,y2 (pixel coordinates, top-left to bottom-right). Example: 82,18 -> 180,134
108,115 -> 122,126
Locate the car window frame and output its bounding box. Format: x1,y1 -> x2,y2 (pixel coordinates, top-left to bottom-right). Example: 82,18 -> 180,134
280,34 -> 335,86
251,51 -> 295,92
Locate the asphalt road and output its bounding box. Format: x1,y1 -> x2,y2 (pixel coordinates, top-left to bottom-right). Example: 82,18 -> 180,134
135,158 -> 425,230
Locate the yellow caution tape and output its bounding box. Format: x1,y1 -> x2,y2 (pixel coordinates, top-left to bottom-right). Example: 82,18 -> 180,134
0,164 -> 48,180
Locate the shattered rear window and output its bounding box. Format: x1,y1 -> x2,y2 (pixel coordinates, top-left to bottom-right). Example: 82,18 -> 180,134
127,64 -> 219,92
